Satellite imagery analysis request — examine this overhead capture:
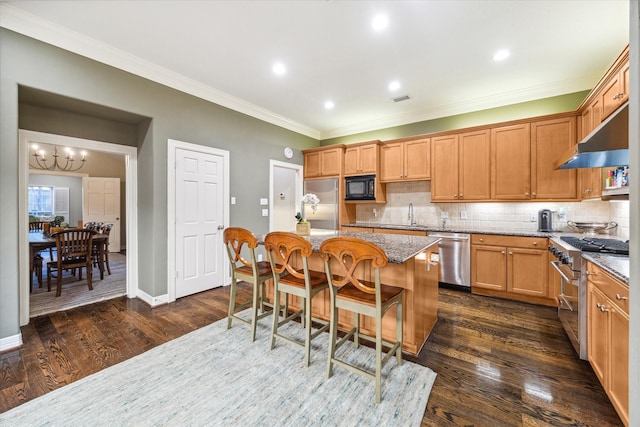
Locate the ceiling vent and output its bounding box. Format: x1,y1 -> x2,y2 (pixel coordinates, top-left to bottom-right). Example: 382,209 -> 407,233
392,94 -> 410,103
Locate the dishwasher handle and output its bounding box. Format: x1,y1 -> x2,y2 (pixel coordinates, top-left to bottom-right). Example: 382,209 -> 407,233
428,234 -> 469,241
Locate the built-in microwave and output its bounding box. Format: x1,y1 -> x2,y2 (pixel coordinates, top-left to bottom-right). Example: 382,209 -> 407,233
345,175 -> 376,200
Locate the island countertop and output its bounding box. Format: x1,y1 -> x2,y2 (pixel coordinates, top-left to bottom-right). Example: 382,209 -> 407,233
303,231 -> 441,264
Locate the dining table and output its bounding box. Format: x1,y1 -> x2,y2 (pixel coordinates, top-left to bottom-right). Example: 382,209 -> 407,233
29,231 -> 109,288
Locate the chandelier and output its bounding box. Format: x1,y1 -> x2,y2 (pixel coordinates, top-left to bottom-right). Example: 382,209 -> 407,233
29,144 -> 87,172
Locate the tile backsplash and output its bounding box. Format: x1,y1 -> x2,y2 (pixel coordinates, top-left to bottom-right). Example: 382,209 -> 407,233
356,181 -> 630,240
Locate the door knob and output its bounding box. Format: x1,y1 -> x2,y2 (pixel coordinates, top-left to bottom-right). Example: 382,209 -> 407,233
217,225 -> 224,230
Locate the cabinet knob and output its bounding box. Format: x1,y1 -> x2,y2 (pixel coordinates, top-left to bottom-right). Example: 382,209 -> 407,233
585,271 -> 596,276
454,193 -> 458,198
616,294 -> 628,301
600,305 -> 609,313
459,194 -> 463,199
509,251 -> 513,255
479,238 -> 484,242
525,192 -> 529,196
533,242 -> 538,245
532,192 -> 536,197
501,251 -> 506,254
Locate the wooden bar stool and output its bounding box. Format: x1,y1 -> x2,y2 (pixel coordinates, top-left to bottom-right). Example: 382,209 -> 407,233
264,231 -> 330,367
319,236 -> 404,403
224,227 -> 281,342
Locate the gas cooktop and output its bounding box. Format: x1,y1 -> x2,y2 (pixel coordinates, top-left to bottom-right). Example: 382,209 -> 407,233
560,236 -> 629,255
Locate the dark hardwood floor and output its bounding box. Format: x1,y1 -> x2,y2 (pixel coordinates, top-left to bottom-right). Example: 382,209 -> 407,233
0,285 -> 623,426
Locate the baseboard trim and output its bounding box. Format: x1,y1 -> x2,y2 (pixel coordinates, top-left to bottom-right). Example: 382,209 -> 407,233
136,289 -> 170,307
0,333 -> 23,352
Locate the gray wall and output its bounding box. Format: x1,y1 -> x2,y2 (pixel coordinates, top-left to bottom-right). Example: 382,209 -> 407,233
0,28 -> 317,340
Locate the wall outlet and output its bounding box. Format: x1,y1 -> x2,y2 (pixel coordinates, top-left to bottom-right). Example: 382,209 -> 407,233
372,208 -> 377,218
260,198 -> 268,205
460,211 -> 467,220
257,254 -> 263,262
262,209 -> 269,217
231,196 -> 236,205
440,211 -> 449,219
530,213 -> 537,222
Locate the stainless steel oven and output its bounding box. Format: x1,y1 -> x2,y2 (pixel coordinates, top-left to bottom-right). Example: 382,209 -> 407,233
549,236 -> 630,360
548,237 -> 586,359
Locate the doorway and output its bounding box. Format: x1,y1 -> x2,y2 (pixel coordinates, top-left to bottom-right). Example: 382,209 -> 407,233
167,139 -> 230,302
18,130 -> 138,326
269,160 -> 303,232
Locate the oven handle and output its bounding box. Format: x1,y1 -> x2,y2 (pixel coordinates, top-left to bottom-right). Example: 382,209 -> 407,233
551,261 -> 577,285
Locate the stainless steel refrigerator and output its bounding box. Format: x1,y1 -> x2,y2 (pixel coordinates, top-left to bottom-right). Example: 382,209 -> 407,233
303,178 -> 339,232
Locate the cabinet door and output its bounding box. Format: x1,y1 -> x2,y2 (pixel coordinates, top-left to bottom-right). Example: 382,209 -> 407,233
321,148 -> 342,176
609,307 -> 629,425
620,62 -> 629,103
304,152 -> 322,178
601,70 -> 624,120
471,245 -> 507,291
588,283 -> 608,385
431,135 -> 459,201
380,142 -> 404,182
359,144 -> 378,174
404,139 -> 430,180
531,117 -> 578,200
459,130 -> 491,200
580,168 -> 603,199
507,247 -> 548,297
343,146 -> 360,175
491,123 -> 531,200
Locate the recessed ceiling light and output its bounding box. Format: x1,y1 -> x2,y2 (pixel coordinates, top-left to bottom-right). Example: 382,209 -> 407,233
388,80 -> 401,91
493,49 -> 510,61
272,62 -> 287,75
372,14 -> 388,31
324,100 -> 335,110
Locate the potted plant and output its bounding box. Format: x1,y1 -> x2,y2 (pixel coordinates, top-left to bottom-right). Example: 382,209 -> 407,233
295,193 -> 319,236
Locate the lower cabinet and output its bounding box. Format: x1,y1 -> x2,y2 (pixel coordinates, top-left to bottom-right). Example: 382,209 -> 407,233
471,234 -> 553,306
586,262 -> 629,426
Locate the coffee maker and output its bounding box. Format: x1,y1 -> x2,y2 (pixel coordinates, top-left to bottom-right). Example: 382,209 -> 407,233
538,209 -> 553,232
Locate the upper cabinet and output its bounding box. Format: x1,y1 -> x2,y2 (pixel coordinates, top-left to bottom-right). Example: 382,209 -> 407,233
601,60 -> 629,120
344,141 -> 379,176
491,123 -> 531,200
380,138 -> 430,182
531,117 -> 578,200
431,130 -> 491,201
303,145 -> 344,178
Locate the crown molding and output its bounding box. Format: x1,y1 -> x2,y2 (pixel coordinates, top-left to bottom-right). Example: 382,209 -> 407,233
319,75 -> 597,140
0,4 -> 321,140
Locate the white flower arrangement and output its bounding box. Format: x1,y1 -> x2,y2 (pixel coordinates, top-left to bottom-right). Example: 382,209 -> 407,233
296,193 -> 320,223
302,193 -> 320,212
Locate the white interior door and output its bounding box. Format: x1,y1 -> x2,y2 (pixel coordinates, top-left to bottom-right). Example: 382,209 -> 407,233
175,148 -> 224,298
82,177 -> 121,252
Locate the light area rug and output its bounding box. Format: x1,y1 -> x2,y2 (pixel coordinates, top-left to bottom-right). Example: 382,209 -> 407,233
0,311 -> 436,426
30,253 -> 126,318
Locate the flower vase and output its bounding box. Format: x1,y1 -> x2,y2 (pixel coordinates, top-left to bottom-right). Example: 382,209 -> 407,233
296,222 -> 310,236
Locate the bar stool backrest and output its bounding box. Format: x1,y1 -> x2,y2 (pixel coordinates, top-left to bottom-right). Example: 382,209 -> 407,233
263,232 -> 313,280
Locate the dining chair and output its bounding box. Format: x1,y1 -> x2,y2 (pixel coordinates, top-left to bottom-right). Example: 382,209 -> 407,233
92,224 -> 113,275
224,227 -> 282,342
264,231 -> 330,367
319,236 -> 404,403
47,229 -> 95,297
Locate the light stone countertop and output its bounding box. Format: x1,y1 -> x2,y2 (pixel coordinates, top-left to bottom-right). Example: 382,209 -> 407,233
581,253 -> 630,285
302,230 -> 441,264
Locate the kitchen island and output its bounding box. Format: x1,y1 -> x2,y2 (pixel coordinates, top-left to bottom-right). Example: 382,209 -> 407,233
267,231 -> 441,355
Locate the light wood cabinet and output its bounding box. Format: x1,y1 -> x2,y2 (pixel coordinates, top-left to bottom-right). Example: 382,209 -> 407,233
344,142 -> 379,176
303,146 -> 343,178
601,60 -> 629,120
586,262 -> 629,426
491,123 -> 531,200
530,117 -> 578,200
579,98 -> 603,199
431,130 -> 491,201
471,234 -> 552,305
380,138 -> 430,182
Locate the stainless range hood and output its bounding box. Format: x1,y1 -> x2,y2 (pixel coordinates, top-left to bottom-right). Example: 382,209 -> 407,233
555,102 -> 629,170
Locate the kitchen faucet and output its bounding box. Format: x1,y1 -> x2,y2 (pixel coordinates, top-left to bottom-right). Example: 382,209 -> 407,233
408,202 -> 416,226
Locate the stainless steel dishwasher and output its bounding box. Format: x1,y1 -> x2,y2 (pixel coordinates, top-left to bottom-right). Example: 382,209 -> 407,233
427,232 -> 471,288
